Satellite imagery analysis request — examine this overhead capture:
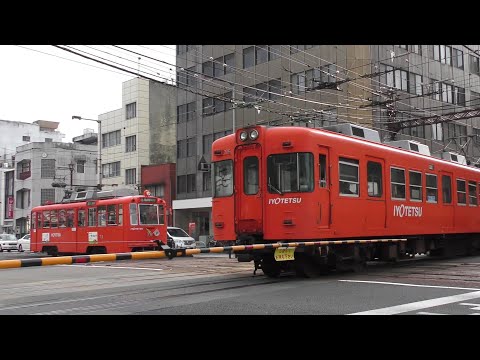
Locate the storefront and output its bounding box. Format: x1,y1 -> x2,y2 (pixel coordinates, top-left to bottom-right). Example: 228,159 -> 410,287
172,197 -> 212,246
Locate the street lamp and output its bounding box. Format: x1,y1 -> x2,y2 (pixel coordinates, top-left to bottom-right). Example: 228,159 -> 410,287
72,115 -> 102,189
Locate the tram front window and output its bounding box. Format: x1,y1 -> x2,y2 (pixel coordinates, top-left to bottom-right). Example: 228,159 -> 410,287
213,160 -> 233,197
139,204 -> 162,225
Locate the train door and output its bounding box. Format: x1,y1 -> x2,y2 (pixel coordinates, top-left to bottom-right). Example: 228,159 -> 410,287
439,171 -> 454,231
317,147 -> 330,229
76,207 -> 89,253
235,143 -> 263,235
365,156 -> 386,230
31,212 -> 38,252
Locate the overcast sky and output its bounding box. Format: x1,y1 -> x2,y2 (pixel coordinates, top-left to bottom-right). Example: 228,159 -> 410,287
0,45 -> 176,142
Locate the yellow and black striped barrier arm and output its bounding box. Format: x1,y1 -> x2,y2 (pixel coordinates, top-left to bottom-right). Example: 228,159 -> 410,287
0,238 -> 407,270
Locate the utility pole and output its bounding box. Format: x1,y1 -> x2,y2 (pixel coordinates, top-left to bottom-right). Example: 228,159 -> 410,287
232,85 -> 236,132
72,116 -> 102,189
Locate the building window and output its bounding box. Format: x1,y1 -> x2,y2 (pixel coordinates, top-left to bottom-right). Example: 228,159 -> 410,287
126,102 -> 136,119
452,48 -> 464,69
224,53 -> 235,74
45,138 -> 52,142
102,161 -> 120,178
126,135 -> 136,152
243,46 -> 255,68
187,174 -> 196,193
177,175 -> 187,194
102,130 -> 121,148
433,45 -> 452,64
203,171 -> 211,191
17,160 -> 31,180
77,161 -> 85,174
411,45 -> 422,55
177,139 -> 187,158
22,136 -> 30,141
16,189 -> 30,209
41,159 -> 55,178
177,102 -> 196,123
471,91 -> 480,107
41,188 -> 55,205
394,69 -> 408,91
469,55 -> 480,76
203,134 -> 213,154
255,45 -> 268,65
125,168 -> 136,185
145,185 -> 164,197
187,137 -> 196,157
410,73 -> 423,96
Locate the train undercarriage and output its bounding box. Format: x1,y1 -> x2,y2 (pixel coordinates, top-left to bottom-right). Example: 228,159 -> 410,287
232,234 -> 480,278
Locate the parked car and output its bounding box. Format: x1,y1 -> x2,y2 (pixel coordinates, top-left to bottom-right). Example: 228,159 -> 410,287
0,233 -> 19,252
167,227 -> 196,249
17,234 -> 30,252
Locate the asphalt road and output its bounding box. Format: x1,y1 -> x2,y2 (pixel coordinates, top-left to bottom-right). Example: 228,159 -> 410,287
0,252 -> 479,315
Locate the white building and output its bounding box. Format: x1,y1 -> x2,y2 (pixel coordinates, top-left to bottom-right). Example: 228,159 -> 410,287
99,77 -> 176,191
14,141 -> 97,237
0,166 -> 15,233
0,120 -> 65,165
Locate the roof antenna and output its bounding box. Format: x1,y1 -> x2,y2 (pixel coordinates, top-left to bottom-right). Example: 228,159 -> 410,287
137,57 -> 141,77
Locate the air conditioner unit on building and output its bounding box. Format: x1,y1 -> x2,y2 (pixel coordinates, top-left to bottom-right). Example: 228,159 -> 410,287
3,163 -> 8,168
199,163 -> 210,171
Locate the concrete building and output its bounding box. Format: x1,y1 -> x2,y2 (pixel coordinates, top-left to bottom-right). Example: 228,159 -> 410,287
0,166 -> 15,233
99,77 -> 176,192
14,141 -> 97,237
174,45 -> 480,240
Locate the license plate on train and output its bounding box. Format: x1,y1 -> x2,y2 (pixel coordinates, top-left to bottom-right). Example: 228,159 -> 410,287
274,248 -> 295,261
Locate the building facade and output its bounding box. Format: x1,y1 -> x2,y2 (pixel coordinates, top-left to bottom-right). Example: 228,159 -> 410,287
14,141 -> 97,237
0,119 -> 65,165
0,167 -> 15,233
99,77 -> 177,192
175,45 -> 480,241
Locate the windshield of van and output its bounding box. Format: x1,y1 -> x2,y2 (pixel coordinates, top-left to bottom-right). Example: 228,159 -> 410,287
168,228 -> 189,237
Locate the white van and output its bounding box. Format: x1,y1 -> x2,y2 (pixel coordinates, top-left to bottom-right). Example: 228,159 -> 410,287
167,227 -> 196,249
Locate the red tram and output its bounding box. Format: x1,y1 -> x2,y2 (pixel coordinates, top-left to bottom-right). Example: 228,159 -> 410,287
30,189 -> 167,256
212,125 -> 480,277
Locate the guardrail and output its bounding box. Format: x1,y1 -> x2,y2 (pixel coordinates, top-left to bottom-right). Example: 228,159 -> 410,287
0,238 -> 407,270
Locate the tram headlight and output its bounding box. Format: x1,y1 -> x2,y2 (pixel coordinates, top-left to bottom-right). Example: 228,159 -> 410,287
239,131 -> 248,141
249,129 -> 259,140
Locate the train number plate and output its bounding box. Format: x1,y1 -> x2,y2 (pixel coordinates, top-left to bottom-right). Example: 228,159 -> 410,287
274,248 -> 295,261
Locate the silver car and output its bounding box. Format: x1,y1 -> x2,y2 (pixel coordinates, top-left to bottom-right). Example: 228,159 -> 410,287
0,234 -> 19,252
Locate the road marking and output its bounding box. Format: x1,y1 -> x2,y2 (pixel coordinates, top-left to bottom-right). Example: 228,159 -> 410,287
458,303 -> 480,311
339,279 -> 480,291
58,264 -> 164,271
416,312 -> 447,315
349,291 -> 480,315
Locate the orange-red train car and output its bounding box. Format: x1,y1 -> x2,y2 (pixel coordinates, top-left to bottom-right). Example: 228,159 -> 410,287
30,190 -> 167,256
212,125 -> 480,277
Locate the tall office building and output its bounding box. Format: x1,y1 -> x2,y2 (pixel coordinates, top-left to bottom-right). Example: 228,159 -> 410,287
174,45 -> 480,240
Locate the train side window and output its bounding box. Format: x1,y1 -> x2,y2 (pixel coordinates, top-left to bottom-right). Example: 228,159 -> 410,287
118,205 -> 123,225
390,167 -> 406,200
43,211 -> 50,228
319,154 -> 327,188
426,174 -> 438,203
457,179 -> 467,205
58,210 -> 66,227
98,205 -> 107,227
339,157 -> 359,196
367,161 -> 382,197
37,212 -> 42,228
159,205 -> 165,225
130,203 -> 138,225
468,181 -> 477,206
243,156 -> 259,195
107,205 -> 117,225
409,170 -> 422,202
66,209 -> 75,227
50,210 -> 58,228
78,210 -> 86,227
442,176 -> 452,204
88,208 -> 97,226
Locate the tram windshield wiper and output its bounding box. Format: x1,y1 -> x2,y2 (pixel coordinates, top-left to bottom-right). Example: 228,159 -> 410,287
268,177 -> 283,195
